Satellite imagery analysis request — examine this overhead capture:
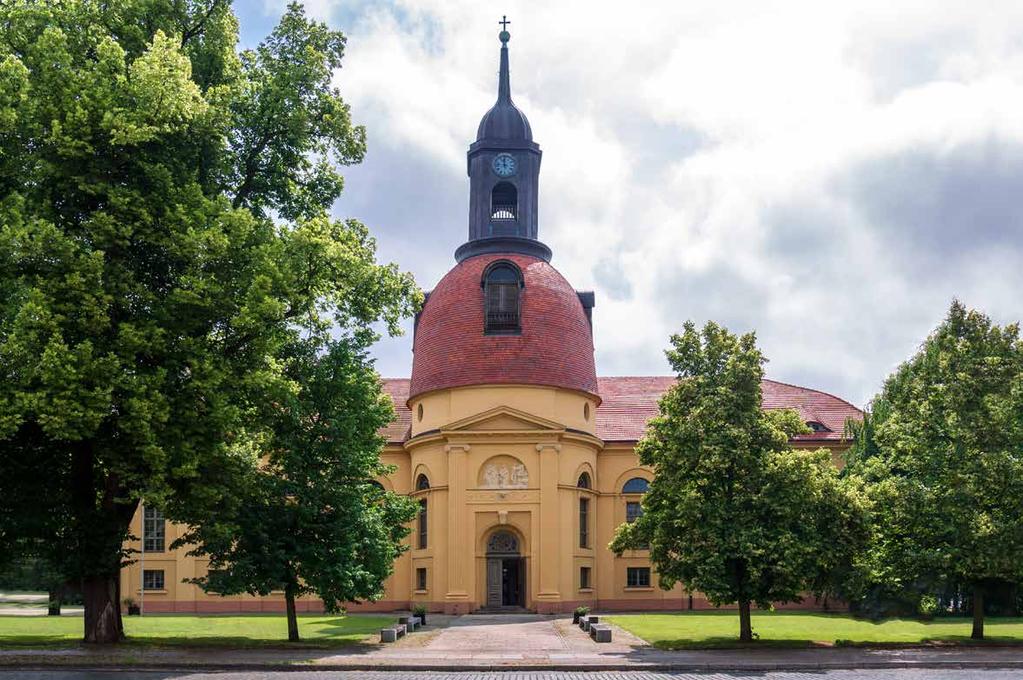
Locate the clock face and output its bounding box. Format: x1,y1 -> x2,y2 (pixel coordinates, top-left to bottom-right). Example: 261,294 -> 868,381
492,153 -> 517,177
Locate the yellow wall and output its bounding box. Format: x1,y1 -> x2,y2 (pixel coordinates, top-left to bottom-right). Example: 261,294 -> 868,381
120,383 -> 849,614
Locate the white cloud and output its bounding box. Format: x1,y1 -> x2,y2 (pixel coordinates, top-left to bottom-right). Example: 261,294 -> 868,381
258,0 -> 1023,406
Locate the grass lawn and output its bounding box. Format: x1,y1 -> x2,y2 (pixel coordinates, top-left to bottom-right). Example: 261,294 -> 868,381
0,613 -> 393,648
606,611 -> 1023,649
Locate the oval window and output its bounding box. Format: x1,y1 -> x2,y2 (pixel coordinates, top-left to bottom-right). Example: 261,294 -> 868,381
417,403 -> 424,422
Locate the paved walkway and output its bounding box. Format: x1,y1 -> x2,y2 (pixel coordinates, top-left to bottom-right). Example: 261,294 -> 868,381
0,593 -> 82,618
365,614 -> 645,662
2,614 -> 1023,671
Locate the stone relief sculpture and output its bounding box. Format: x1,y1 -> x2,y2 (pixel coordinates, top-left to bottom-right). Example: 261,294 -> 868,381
480,459 -> 529,488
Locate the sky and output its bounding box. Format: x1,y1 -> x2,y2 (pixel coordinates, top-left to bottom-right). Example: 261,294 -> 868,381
238,0 -> 1023,408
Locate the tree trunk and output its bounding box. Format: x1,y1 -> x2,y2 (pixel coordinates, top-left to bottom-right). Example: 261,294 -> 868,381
47,588 -> 62,616
285,585 -> 300,642
738,599 -> 753,642
72,438 -> 133,644
972,583 -> 985,640
82,576 -> 122,643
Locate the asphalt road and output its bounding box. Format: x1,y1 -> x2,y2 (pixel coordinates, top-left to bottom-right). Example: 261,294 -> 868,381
2,671 -> 1023,680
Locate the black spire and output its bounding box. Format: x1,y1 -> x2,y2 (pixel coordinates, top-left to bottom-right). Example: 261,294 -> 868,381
457,20 -> 549,263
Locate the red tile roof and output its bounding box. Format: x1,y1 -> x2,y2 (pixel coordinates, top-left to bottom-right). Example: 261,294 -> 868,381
379,378 -> 412,443
379,376 -> 861,444
408,253 -> 599,402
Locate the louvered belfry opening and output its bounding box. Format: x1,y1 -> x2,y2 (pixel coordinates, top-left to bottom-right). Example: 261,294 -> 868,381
484,262 -> 522,334
490,182 -> 517,220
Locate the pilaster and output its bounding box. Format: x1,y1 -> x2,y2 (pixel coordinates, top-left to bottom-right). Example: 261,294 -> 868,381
444,443 -> 472,613
535,441 -> 562,612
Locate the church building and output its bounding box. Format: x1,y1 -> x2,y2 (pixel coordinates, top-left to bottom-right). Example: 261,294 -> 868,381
120,26 -> 862,614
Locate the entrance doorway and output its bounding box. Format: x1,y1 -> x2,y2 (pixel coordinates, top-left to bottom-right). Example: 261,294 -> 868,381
485,531 -> 524,609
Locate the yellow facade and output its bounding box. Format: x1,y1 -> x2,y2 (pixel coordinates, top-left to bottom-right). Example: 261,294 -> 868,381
120,382 -> 850,614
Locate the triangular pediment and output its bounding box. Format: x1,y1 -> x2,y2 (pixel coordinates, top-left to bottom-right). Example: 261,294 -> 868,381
441,406 -> 565,434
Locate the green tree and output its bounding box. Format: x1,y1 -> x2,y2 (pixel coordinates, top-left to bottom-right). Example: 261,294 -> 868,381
845,301 -> 1023,639
611,321 -> 868,642
177,338 -> 418,642
0,1 -> 419,643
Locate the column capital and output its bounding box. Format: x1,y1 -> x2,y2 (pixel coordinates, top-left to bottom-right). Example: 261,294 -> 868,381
535,442 -> 561,453
445,443 -> 471,453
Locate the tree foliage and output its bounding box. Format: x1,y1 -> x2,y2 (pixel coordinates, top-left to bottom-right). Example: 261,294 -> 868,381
845,300 -> 1023,638
178,339 -> 418,641
611,321 -> 868,641
0,0 -> 419,643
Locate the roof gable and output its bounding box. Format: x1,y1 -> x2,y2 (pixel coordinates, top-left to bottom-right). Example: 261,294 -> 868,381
441,406 -> 565,434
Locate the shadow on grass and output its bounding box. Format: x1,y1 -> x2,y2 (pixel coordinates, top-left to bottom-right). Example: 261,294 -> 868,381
651,637 -> 826,650
649,636 -> 1023,651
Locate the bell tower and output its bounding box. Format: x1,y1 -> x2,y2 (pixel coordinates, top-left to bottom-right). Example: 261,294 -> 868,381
456,18 -> 551,263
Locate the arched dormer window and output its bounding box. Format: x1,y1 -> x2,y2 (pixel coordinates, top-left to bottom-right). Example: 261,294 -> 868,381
806,421 -> 830,433
577,472 -> 591,489
622,477 -> 649,494
416,474 -> 430,491
482,261 -> 523,334
491,182 -> 517,220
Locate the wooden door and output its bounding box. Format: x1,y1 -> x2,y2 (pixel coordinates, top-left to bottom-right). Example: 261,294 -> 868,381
486,557 -> 502,607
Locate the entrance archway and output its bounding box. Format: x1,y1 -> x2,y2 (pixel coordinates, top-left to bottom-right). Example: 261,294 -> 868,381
485,531 -> 524,608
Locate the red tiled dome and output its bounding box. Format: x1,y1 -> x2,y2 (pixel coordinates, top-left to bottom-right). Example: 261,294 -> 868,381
409,253 -> 598,402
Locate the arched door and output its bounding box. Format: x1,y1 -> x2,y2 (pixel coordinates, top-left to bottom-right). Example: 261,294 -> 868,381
486,531 -> 524,608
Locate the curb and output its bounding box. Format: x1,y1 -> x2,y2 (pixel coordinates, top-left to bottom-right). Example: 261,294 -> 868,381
3,661 -> 1023,672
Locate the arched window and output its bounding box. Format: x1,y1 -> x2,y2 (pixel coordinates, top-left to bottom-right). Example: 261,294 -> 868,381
491,182 -> 517,220
416,474 -> 430,491
486,531 -> 519,554
622,477 -> 650,494
482,262 -> 522,334
577,472 -> 591,489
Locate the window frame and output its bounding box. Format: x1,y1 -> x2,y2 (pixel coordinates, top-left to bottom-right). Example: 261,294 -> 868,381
579,497 -> 590,549
416,567 -> 427,591
481,261 -> 524,335
142,569 -> 165,591
626,566 -> 651,588
580,566 -> 592,590
143,506 -> 165,553
417,499 -> 428,550
622,477 -> 650,494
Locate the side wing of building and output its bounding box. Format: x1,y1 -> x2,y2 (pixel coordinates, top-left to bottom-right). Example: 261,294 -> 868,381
119,375 -> 861,613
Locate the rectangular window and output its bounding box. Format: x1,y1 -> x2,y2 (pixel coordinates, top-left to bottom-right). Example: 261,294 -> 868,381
416,568 -> 427,591
142,569 -> 165,591
418,499 -> 428,550
579,497 -> 590,548
626,501 -> 642,524
626,567 -> 651,588
143,506 -> 165,553
580,566 -> 591,589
